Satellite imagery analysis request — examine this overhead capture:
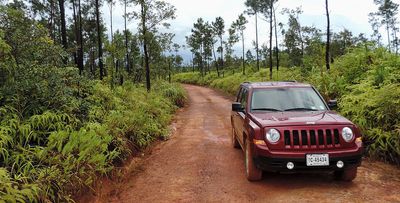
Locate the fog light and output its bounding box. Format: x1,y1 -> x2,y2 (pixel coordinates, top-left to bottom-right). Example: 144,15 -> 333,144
287,162 -> 295,170
337,161 -> 344,168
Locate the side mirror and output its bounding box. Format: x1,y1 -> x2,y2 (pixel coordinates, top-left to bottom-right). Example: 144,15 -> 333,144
328,99 -> 338,109
232,102 -> 244,112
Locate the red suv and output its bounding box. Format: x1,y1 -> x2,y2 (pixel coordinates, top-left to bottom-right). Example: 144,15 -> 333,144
231,81 -> 363,181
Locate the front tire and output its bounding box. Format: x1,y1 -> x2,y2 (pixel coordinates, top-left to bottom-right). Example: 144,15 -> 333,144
245,140 -> 262,181
231,128 -> 240,149
334,168 -> 357,181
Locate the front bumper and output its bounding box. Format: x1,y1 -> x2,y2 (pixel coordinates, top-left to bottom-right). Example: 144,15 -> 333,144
254,155 -> 362,172
253,142 -> 363,172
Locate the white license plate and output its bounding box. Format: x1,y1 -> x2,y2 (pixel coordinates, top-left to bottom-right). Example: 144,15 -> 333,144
306,154 -> 329,166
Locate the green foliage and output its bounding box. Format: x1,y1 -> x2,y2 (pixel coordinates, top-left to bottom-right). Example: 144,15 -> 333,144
0,3 -> 185,202
0,79 -> 185,202
153,82 -> 187,107
0,10 -> 153,201
174,46 -> 400,165
341,82 -> 400,164
0,168 -> 39,203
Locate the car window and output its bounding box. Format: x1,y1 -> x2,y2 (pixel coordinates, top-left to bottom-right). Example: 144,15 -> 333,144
251,87 -> 327,111
236,87 -> 243,102
240,89 -> 248,112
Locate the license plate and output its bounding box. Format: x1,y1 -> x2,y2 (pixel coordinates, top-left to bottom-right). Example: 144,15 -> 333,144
306,154 -> 329,166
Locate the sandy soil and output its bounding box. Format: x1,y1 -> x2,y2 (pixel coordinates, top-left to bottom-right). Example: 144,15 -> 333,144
79,84 -> 400,203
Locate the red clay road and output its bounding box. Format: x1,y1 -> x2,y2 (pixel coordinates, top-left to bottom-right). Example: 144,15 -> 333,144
81,84 -> 400,203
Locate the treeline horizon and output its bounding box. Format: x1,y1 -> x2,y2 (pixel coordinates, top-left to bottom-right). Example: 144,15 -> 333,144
1,0 -> 181,91
0,0 -> 398,90
184,0 -> 399,79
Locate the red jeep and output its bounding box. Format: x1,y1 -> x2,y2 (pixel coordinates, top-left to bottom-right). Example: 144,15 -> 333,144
231,82 -> 363,181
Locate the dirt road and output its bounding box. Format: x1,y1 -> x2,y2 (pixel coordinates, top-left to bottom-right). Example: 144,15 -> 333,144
83,84 -> 400,203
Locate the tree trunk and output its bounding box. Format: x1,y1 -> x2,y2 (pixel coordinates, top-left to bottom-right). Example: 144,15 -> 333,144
141,1 -> 151,92
255,12 -> 260,71
394,29 -> 398,55
299,29 -> 304,59
110,1 -> 117,83
386,22 -> 391,52
72,0 -> 78,66
206,58 -> 209,75
273,5 -> 279,71
208,58 -> 211,74
220,35 -> 224,71
124,0 -> 131,74
59,0 -> 67,50
87,28 -> 96,78
191,53 -> 195,72
269,1 -> 273,80
296,15 -> 305,63
90,49 -> 95,76
325,0 -> 331,71
242,32 -> 245,75
110,3 -> 113,38
200,45 -> 204,77
49,0 -> 55,41
78,0 -> 84,75
168,58 -> 172,83
203,43 -> 208,75
212,43 -> 220,77
95,0 -> 104,79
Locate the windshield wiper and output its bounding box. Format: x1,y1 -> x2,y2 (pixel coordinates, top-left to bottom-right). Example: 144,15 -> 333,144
284,107 -> 319,112
252,108 -> 282,112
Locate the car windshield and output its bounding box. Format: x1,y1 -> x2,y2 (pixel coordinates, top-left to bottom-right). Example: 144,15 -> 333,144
251,87 -> 327,112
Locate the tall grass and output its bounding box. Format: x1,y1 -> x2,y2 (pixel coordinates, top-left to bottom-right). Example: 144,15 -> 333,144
0,6 -> 189,201
0,80 -> 187,202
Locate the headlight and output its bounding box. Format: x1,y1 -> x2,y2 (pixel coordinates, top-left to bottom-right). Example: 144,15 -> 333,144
266,129 -> 280,144
342,127 -> 354,142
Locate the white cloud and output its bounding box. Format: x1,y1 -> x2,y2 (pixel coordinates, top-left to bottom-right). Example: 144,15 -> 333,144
102,0 -> 399,63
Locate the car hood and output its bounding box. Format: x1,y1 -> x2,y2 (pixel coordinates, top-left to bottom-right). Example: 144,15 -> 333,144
249,111 -> 353,127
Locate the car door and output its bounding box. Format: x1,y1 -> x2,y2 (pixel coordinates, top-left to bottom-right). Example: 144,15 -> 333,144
232,87 -> 243,140
237,88 -> 248,146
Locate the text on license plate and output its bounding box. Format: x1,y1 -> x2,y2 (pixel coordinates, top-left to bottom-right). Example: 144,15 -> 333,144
306,154 -> 329,166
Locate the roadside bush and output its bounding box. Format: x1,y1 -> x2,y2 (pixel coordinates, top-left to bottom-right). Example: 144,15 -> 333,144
0,79 -> 186,202
154,82 -> 187,107
0,168 -> 39,202
0,5 -> 187,202
341,82 -> 400,164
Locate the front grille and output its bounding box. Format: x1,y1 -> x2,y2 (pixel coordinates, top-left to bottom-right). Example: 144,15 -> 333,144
284,129 -> 341,149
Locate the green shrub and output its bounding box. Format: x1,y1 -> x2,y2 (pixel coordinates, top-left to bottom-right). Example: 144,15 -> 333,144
0,5 -> 187,202
0,80 -> 186,202
154,82 -> 187,107
0,168 -> 39,203
341,82 -> 400,164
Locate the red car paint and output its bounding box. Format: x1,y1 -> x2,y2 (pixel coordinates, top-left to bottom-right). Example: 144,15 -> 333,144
231,82 -> 363,181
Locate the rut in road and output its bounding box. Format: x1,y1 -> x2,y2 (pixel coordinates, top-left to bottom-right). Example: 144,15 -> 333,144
82,84 -> 400,203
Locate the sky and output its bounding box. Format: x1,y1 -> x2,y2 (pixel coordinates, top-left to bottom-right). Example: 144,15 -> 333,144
102,0 -> 400,63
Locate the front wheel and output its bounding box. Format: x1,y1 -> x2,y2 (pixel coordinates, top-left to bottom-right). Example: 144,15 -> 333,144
334,168 -> 357,181
245,140 -> 262,181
